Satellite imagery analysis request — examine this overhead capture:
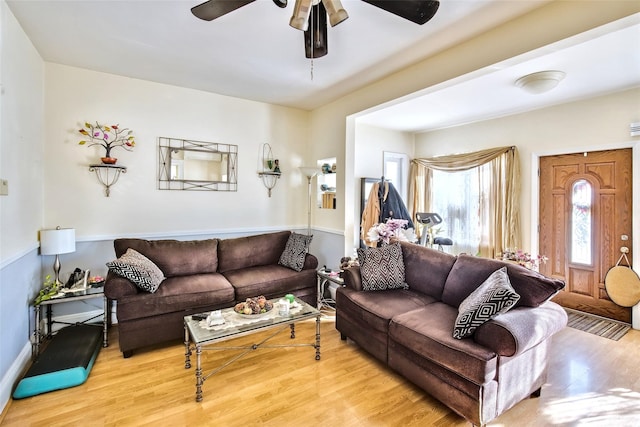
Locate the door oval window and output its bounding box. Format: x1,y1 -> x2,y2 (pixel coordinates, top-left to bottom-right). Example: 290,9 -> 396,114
571,179 -> 592,264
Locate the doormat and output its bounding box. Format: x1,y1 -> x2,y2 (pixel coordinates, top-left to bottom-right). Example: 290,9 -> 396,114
565,308 -> 631,341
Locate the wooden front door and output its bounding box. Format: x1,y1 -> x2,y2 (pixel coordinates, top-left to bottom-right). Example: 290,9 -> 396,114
539,149 -> 633,322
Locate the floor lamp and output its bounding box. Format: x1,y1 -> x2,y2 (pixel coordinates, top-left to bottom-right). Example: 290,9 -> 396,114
299,167 -> 319,236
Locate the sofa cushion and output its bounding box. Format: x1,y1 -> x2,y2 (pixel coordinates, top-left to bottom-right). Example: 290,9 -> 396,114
115,273 -> 235,322
337,287 -> 437,334
399,241 -> 457,300
389,302 -> 497,385
114,238 -> 219,277
278,232 -> 312,272
358,242 -> 408,291
442,254 -> 564,308
106,249 -> 165,293
453,267 -> 520,339
223,264 -> 317,302
218,231 -> 291,273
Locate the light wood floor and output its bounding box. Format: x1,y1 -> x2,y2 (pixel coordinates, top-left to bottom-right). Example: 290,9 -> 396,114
2,313 -> 640,426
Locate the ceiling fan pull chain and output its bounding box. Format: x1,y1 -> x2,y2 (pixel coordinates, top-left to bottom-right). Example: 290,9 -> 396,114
310,3 -> 315,80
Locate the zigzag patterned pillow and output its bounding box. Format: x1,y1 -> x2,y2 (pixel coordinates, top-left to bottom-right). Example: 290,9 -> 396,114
107,248 -> 165,293
453,266 -> 520,339
357,242 -> 408,291
279,232 -> 313,272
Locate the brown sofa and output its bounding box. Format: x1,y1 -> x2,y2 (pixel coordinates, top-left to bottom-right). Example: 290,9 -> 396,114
104,231 -> 318,357
336,241 -> 567,426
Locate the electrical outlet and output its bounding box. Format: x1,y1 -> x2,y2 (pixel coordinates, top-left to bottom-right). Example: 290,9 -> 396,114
0,179 -> 8,196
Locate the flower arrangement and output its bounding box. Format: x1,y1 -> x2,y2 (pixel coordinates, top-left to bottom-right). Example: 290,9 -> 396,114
501,248 -> 548,269
367,218 -> 416,245
78,121 -> 136,161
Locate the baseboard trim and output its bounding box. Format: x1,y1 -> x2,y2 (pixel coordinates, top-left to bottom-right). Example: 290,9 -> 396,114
0,341 -> 31,414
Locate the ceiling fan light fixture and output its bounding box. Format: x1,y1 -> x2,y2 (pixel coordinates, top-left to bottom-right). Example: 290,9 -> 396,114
322,0 -> 348,27
290,0 -> 313,31
515,70 -> 566,94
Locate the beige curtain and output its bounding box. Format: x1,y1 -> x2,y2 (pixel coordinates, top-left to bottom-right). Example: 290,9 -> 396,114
409,146 -> 520,256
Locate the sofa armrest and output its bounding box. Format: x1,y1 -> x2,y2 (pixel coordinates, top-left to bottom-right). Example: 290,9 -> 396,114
103,271 -> 139,300
473,301 -> 568,357
303,253 -> 319,271
341,266 -> 363,292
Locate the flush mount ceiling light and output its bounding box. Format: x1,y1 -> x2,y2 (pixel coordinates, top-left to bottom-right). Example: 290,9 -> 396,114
515,70 -> 566,94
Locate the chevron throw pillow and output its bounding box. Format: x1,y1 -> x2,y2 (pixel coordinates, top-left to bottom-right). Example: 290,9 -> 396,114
453,266 -> 520,339
107,248 -> 165,293
358,242 -> 408,291
279,232 -> 312,272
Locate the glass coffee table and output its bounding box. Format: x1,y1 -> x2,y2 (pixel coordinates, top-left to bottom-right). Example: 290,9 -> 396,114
184,297 -> 321,402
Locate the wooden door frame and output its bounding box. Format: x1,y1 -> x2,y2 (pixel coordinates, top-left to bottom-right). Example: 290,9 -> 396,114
530,142 -> 640,329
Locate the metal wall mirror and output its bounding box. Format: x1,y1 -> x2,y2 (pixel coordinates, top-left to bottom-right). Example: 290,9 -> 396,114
158,137 -> 238,191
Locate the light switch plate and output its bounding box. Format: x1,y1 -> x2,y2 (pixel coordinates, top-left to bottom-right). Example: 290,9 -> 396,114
0,179 -> 8,196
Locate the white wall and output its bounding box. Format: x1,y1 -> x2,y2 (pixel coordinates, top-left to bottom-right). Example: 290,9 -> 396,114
414,88 -> 640,251
0,1 -> 43,259
44,64 -> 311,239
0,0 -> 45,410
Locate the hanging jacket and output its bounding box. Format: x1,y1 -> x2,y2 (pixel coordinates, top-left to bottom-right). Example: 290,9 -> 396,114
361,182 -> 384,247
380,181 -> 414,229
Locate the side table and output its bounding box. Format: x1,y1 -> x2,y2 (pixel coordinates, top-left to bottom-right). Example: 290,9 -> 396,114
33,285 -> 111,358
317,269 -> 344,310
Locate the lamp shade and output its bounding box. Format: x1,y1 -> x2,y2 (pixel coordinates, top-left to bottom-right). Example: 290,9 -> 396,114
299,166 -> 319,178
40,227 -> 76,255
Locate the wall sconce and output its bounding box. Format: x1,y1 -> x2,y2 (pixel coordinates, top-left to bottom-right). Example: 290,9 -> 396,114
89,164 -> 127,197
40,226 -> 76,285
258,143 -> 281,197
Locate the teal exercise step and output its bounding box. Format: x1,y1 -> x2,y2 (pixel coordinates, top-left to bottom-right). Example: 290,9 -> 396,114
13,324 -> 103,399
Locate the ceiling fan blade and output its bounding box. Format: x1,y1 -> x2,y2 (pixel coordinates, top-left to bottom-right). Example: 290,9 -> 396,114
362,0 -> 439,25
304,2 -> 328,58
191,0 -> 256,21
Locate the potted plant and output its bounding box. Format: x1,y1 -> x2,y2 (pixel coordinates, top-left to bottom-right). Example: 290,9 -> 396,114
78,121 -> 135,164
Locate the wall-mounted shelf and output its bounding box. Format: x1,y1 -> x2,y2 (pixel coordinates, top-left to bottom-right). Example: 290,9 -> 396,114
258,143 -> 281,197
258,171 -> 281,197
89,164 -> 126,197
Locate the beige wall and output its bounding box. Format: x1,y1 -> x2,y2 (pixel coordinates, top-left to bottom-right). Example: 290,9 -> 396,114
415,87 -> 640,251
44,64 -> 311,240
350,124 -> 414,249
308,0 -> 640,255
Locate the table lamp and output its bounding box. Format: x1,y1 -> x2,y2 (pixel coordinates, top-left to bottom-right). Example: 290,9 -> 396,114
40,226 -> 76,285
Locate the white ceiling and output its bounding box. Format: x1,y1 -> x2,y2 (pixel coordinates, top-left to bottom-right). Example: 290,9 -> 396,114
358,15 -> 640,132
7,1 -> 640,132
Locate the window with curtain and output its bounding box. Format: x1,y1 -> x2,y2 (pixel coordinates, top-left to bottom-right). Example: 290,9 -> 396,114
431,166 -> 488,255
410,146 -> 520,258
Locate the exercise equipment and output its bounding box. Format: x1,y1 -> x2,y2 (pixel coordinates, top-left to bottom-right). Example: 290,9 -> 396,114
415,212 -> 453,251
13,324 -> 103,399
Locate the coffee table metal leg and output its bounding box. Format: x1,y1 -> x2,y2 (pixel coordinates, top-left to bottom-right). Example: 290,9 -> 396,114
315,315 -> 321,360
102,296 -> 109,347
184,325 -> 192,369
195,345 -> 203,402
290,323 -> 295,339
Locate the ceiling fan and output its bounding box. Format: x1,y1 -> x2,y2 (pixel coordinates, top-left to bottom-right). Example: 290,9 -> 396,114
191,0 -> 440,59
